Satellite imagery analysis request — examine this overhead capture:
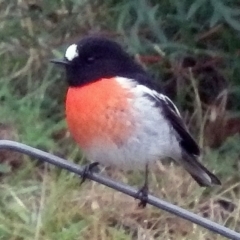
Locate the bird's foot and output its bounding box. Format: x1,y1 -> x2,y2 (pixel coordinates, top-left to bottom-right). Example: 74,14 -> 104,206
80,162 -> 99,185
136,184 -> 149,208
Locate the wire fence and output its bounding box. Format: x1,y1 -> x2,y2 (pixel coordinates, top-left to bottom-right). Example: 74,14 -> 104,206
0,140 -> 239,239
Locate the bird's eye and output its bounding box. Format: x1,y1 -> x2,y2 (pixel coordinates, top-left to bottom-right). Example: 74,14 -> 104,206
86,56 -> 95,64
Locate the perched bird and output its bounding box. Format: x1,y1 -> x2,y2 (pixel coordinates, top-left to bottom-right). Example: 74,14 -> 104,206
51,36 -> 221,206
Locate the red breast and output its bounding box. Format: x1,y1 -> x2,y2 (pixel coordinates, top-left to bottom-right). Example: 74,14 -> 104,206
66,77 -> 135,149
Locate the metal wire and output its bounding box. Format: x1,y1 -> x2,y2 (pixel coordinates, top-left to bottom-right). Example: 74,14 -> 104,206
0,140 -> 239,239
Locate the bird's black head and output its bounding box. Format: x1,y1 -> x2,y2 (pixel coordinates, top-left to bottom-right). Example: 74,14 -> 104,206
51,36 -> 146,87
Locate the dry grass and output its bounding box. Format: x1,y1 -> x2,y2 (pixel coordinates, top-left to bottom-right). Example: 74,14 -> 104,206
1,164 -> 239,240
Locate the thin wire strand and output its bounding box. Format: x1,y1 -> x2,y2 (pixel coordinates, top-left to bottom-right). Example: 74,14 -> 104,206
0,140 -> 239,240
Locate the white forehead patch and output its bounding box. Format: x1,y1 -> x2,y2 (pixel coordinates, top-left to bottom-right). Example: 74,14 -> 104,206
65,44 -> 78,61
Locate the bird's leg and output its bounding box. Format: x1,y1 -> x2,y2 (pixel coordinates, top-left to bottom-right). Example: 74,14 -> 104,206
80,162 -> 99,185
137,163 -> 149,208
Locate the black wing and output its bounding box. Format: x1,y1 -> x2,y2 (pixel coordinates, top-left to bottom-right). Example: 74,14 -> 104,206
145,92 -> 200,156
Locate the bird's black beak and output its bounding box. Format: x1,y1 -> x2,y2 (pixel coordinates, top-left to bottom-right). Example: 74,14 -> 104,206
50,58 -> 70,66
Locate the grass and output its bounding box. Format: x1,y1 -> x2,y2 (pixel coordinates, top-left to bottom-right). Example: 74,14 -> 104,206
1,0 -> 240,239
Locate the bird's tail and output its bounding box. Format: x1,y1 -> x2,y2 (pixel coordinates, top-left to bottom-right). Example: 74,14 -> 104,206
180,152 -> 221,186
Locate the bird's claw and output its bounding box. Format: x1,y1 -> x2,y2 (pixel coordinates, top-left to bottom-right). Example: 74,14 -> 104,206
136,184 -> 149,208
80,162 -> 99,185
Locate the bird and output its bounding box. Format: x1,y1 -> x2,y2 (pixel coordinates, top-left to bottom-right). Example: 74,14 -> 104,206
51,36 -> 221,206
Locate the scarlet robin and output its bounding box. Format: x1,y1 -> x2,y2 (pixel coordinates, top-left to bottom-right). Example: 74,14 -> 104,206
51,36 -> 221,206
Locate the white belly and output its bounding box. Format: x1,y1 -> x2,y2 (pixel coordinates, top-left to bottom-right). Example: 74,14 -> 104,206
84,96 -> 181,171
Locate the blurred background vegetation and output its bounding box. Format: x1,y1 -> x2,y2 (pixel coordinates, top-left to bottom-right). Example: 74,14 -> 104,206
1,0 -> 240,239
